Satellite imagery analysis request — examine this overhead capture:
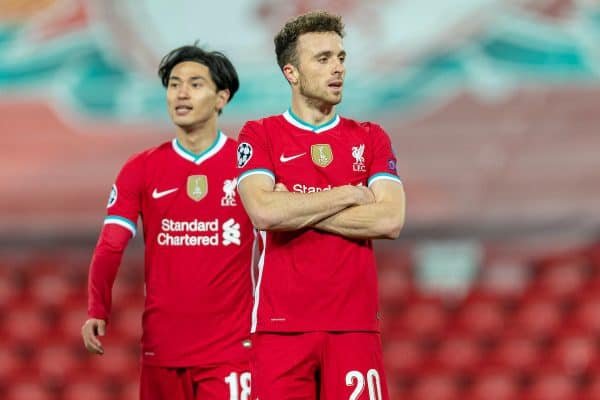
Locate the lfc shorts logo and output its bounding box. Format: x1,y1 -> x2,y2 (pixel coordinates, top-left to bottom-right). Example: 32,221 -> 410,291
311,144 -> 333,167
187,175 -> 208,201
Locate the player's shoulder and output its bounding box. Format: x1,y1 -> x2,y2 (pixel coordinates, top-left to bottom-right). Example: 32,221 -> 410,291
339,116 -> 387,137
220,132 -> 241,150
240,114 -> 283,133
119,141 -> 171,170
340,117 -> 389,140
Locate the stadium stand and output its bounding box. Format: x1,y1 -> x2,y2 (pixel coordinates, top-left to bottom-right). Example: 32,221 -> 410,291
2,241 -> 599,399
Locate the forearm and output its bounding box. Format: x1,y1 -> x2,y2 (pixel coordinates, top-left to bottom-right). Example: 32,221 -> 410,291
314,201 -> 405,239
314,181 -> 405,239
87,224 -> 131,319
242,185 -> 361,231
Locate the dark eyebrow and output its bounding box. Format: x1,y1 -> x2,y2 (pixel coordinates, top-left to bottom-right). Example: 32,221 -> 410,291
315,51 -> 333,58
169,76 -> 207,82
315,50 -> 346,58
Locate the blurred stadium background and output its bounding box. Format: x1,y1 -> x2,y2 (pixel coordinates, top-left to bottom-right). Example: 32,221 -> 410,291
1,0 -> 600,399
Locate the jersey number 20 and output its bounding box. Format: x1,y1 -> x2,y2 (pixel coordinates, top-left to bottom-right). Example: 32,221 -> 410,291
346,369 -> 383,400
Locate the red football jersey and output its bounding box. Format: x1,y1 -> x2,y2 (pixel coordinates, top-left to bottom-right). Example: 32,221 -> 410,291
237,110 -> 402,333
99,132 -> 255,367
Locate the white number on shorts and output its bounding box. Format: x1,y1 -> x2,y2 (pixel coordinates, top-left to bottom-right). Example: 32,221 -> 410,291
345,369 -> 382,400
225,371 -> 251,400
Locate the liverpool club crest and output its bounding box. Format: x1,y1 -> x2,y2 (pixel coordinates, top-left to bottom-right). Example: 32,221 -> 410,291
187,175 -> 208,201
311,144 -> 333,167
221,178 -> 237,206
352,144 -> 366,172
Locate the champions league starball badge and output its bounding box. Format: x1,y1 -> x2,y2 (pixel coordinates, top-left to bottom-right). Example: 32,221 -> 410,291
107,184 -> 118,208
237,142 -> 253,168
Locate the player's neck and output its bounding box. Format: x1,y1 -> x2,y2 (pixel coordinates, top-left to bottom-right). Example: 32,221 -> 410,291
175,123 -> 219,155
290,97 -> 336,126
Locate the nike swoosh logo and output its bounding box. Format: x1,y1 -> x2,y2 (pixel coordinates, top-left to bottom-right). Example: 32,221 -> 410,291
280,152 -> 306,163
152,188 -> 178,199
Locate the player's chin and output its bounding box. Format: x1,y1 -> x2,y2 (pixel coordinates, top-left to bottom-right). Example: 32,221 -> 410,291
329,94 -> 342,105
171,115 -> 195,127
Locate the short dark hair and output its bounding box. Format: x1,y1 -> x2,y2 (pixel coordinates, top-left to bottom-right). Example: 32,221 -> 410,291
274,10 -> 345,70
158,44 -> 239,103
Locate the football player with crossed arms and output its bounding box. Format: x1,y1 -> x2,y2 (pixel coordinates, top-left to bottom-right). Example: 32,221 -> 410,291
82,44 -> 254,400
236,10 -> 405,400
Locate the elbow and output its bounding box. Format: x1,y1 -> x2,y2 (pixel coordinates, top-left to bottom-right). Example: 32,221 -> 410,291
384,228 -> 401,240
382,200 -> 406,239
380,215 -> 405,240
248,209 -> 281,231
240,195 -> 280,230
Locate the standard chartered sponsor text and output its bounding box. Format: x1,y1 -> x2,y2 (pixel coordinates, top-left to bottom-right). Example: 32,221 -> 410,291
158,218 -> 240,246
161,218 -> 219,232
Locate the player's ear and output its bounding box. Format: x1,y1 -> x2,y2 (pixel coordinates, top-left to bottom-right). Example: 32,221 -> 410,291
216,89 -> 230,111
283,64 -> 298,85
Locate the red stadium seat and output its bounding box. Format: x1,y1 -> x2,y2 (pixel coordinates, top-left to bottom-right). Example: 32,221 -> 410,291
3,302 -> 51,344
29,272 -> 74,309
383,337 -> 424,376
589,244 -> 600,273
489,332 -> 541,375
467,368 -> 520,400
0,347 -> 25,382
378,267 -> 413,308
548,327 -> 597,375
36,341 -> 84,384
62,378 -> 112,400
583,369 -> 600,400
477,257 -> 529,300
526,369 -> 580,400
87,341 -> 139,381
119,379 -> 139,400
451,290 -> 507,341
0,272 -> 20,310
531,256 -> 589,300
409,370 -> 460,400
4,379 -> 52,400
397,295 -> 448,340
433,332 -> 482,374
573,290 -> 600,335
511,295 -> 563,340
59,305 -> 90,345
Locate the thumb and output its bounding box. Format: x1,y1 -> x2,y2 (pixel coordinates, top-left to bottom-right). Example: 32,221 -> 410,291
97,320 -> 106,336
274,183 -> 288,192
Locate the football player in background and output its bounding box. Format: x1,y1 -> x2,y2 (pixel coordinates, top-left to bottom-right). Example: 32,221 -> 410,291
82,44 -> 254,400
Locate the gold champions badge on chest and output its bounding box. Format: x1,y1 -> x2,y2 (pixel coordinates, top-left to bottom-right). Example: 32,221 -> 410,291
311,144 -> 333,167
187,175 -> 208,201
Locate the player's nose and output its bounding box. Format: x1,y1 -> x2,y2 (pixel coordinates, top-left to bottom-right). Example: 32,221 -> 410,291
177,84 -> 190,98
333,60 -> 345,76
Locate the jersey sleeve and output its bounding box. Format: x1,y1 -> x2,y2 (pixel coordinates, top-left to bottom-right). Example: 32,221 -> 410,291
367,123 -> 402,187
236,120 -> 276,186
87,223 -> 132,320
104,154 -> 144,235
87,154 -> 144,320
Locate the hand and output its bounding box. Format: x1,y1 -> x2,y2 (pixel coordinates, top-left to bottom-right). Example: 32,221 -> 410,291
351,184 -> 375,205
81,318 -> 106,355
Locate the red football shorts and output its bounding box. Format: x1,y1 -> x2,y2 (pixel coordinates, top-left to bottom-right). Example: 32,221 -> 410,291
251,332 -> 389,400
140,361 -> 251,400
